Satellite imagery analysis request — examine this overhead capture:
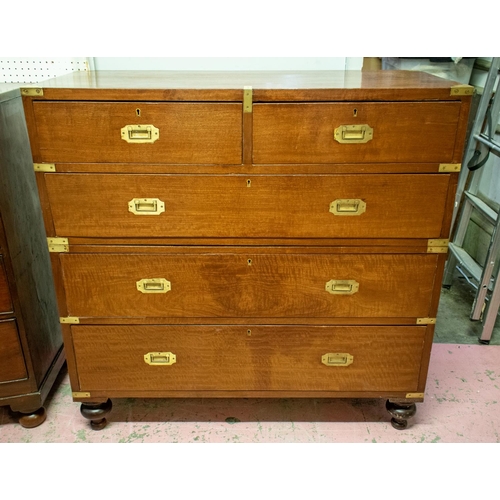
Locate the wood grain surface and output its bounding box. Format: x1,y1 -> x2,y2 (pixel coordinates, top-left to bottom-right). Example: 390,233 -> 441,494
45,173 -> 451,239
33,102 -> 242,164
72,324 -> 425,392
0,257 -> 13,314
27,70 -> 467,102
60,252 -> 438,319
0,320 -> 27,382
253,102 -> 461,164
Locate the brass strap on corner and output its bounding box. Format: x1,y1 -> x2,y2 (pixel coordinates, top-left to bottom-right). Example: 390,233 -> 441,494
450,84 -> 474,96
72,392 -> 90,398
417,317 -> 436,325
427,239 -> 449,254
439,163 -> 461,173
243,86 -> 252,113
21,87 -> 43,97
47,237 -> 69,253
34,163 -> 56,172
60,317 -> 80,324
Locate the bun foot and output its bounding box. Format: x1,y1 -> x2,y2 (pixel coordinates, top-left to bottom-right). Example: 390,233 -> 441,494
80,399 -> 112,430
386,400 -> 416,430
18,407 -> 47,428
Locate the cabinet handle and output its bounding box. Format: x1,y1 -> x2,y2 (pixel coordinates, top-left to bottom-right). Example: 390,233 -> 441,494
321,353 -> 353,367
136,278 -> 171,294
325,279 -> 359,295
144,352 -> 176,366
128,198 -> 165,215
121,124 -> 159,143
334,124 -> 373,144
329,199 -> 366,216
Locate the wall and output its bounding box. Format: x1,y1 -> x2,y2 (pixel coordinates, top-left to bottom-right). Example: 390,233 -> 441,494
1,58 -> 364,83
91,57 -> 362,71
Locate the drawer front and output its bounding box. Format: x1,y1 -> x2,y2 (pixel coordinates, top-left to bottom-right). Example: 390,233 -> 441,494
46,173 -> 450,239
253,102 -> 461,164
33,102 -> 242,164
61,253 -> 438,319
72,325 -> 425,392
0,320 -> 27,382
0,257 -> 13,314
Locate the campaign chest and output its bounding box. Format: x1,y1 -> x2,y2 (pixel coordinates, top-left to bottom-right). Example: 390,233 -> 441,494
0,84 -> 64,427
20,70 -> 472,429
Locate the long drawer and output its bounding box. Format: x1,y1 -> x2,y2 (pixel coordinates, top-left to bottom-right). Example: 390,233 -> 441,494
0,257 -> 13,314
45,173 -> 451,239
32,102 -> 243,164
0,320 -> 27,383
253,102 -> 461,164
72,325 -> 426,392
60,252 -> 438,319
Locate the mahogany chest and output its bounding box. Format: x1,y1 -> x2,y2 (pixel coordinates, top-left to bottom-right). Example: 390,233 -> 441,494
20,70 -> 472,429
0,84 -> 64,427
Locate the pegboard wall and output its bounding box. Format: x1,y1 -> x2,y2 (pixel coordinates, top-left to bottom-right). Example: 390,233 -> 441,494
0,58 -> 90,83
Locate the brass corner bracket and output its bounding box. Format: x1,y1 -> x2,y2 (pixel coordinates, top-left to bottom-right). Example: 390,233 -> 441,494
34,163 -> 56,172
21,87 -> 44,97
439,163 -> 461,173
427,239 -> 449,253
47,237 -> 69,253
243,86 -> 252,113
450,84 -> 474,96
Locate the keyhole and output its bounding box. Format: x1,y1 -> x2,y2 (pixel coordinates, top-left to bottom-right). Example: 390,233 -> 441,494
247,259 -> 252,266
247,179 -> 251,188
136,108 -> 141,117
247,329 -> 252,336
353,108 -> 358,117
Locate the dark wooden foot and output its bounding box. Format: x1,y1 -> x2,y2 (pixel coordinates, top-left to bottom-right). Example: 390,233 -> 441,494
17,407 -> 47,428
80,399 -> 112,430
386,400 -> 416,430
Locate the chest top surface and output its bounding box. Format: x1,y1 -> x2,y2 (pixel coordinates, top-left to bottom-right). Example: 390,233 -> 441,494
20,70 -> 472,102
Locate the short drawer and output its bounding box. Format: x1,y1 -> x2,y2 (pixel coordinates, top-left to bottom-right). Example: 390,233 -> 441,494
32,102 -> 242,164
45,173 -> 450,239
0,320 -> 27,383
60,252 -> 438,319
72,325 -> 425,392
253,102 -> 462,164
0,257 -> 13,314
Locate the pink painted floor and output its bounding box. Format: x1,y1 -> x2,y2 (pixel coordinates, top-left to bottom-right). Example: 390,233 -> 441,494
1,343 -> 499,443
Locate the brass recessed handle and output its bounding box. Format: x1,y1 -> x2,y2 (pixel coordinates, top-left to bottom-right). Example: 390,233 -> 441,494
121,124 -> 159,143
322,353 -> 353,367
325,279 -> 359,295
334,124 -> 373,144
128,198 -> 165,215
330,199 -> 366,216
144,352 -> 176,366
136,278 -> 171,294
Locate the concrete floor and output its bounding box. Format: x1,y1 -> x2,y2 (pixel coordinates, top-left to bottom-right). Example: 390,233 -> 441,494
435,268 -> 500,345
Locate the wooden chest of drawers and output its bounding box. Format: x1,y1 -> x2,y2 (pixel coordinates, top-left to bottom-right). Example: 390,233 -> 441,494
0,85 -> 64,427
21,70 -> 472,430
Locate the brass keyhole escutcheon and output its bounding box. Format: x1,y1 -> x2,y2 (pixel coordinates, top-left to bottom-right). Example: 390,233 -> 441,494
353,108 -> 358,117
247,179 -> 251,188
247,259 -> 252,266
136,108 -> 141,117
247,329 -> 251,336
